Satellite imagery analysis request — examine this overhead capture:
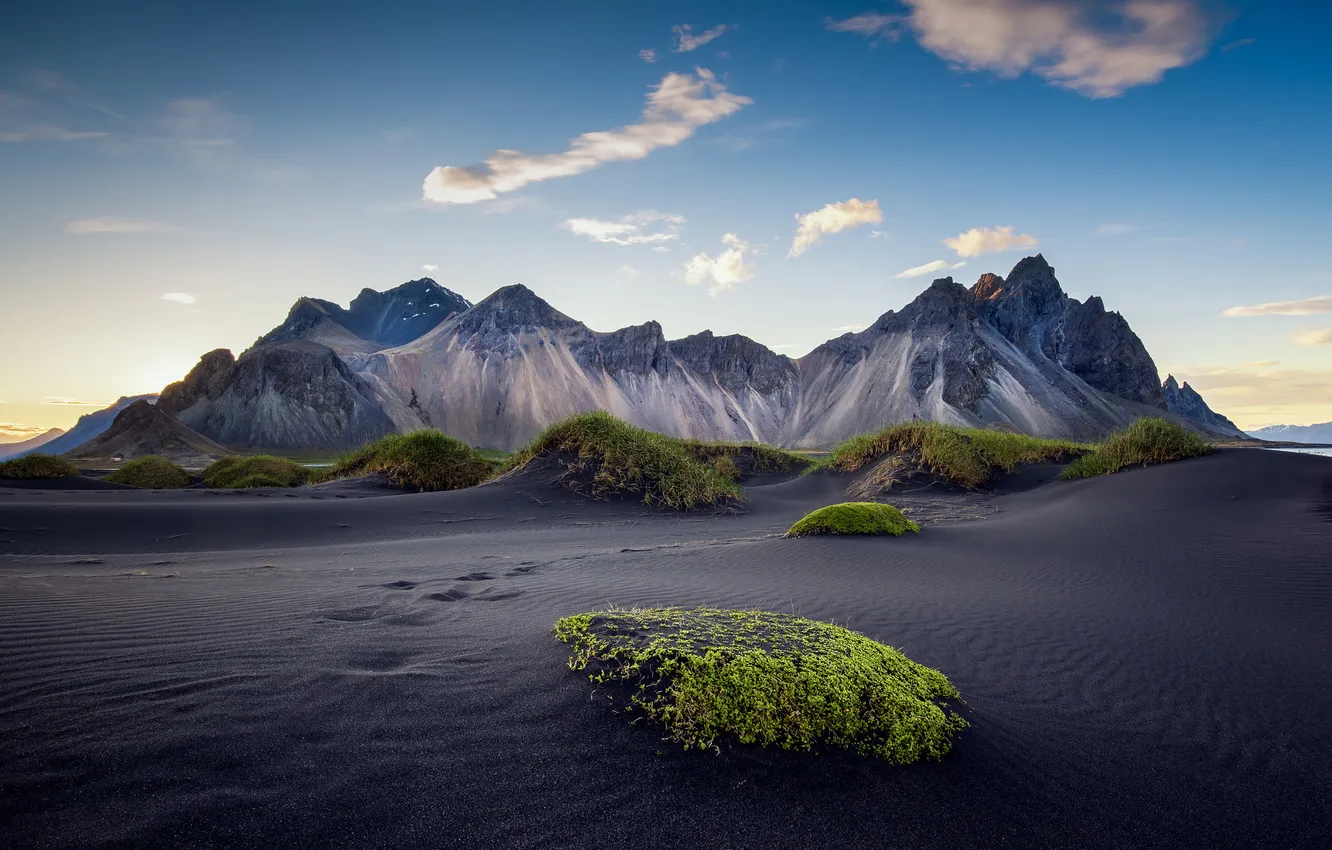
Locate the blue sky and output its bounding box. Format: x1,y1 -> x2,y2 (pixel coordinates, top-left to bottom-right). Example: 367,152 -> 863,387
3,0 -> 1331,437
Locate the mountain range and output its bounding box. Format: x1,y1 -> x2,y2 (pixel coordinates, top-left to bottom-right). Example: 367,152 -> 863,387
4,395 -> 157,461
149,254 -> 1244,452
1247,422 -> 1332,444
0,428 -> 65,461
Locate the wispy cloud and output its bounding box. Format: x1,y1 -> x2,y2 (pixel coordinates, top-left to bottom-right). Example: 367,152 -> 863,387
1292,328 -> 1332,346
942,225 -> 1038,257
43,397 -> 112,406
565,211 -> 685,246
1222,296 -> 1332,317
1094,222 -> 1135,236
832,323 -> 869,334
1221,37 -> 1255,52
830,0 -> 1218,98
684,233 -> 753,296
870,229 -> 888,240
161,292 -> 197,305
423,69 -> 750,205
0,423 -> 54,440
423,264 -> 439,273
639,48 -> 658,63
67,217 -> 180,234
824,13 -> 905,43
894,259 -> 968,279
789,198 -> 883,258
673,24 -> 729,53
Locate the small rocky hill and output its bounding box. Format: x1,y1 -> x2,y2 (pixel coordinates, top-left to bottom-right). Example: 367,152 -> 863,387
63,400 -> 230,467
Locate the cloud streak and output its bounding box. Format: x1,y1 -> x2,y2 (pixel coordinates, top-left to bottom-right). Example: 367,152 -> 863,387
942,225 -> 1038,257
673,24 -> 729,53
423,69 -> 749,205
830,0 -> 1217,98
1222,296 -> 1332,317
565,211 -> 685,246
161,292 -> 197,305
1292,329 -> 1332,346
684,233 -> 753,296
67,217 -> 179,234
894,259 -> 968,279
789,198 -> 883,258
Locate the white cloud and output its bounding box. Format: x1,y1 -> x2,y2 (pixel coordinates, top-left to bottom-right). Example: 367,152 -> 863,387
639,48 -> 658,63
42,397 -> 113,406
942,225 -> 1038,257
1094,222 -> 1135,236
161,292 -> 197,305
832,323 -> 869,334
619,264 -> 639,276
423,69 -> 749,204
1222,296 -> 1332,318
789,198 -> 883,258
1292,328 -> 1332,346
565,210 -> 685,246
824,13 -> 905,42
870,229 -> 888,240
894,259 -> 968,279
673,24 -> 729,53
832,0 -> 1217,98
423,264 -> 439,272
67,217 -> 179,234
684,233 -> 754,296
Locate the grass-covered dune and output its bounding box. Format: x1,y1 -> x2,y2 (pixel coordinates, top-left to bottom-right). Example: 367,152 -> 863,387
202,455 -> 313,489
0,454 -> 80,480
679,440 -> 810,482
1061,418 -> 1212,479
556,607 -> 966,763
786,502 -> 920,538
105,456 -> 191,489
819,421 -> 1087,490
503,411 -> 743,510
327,430 -> 494,492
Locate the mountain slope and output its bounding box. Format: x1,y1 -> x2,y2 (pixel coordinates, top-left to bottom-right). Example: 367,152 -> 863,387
1162,375 -> 1245,439
10,396 -> 158,459
0,428 -> 66,461
257,278 -> 471,353
1248,421 -> 1332,443
63,400 -> 230,467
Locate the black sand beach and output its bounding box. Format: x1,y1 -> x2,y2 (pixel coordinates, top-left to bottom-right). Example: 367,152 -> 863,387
1,448 -> 1329,848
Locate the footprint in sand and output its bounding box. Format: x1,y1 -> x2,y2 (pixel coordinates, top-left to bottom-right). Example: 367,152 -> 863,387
473,588 -> 523,602
426,587 -> 471,603
454,571 -> 493,581
383,580 -> 418,590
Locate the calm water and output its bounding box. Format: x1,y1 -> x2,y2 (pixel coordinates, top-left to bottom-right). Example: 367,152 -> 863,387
1273,447 -> 1332,458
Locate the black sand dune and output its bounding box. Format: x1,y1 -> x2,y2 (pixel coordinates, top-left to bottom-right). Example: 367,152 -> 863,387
1,449 -> 1329,848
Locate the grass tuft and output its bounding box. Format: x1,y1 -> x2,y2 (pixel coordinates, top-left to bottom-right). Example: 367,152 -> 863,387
203,455 -> 311,488
105,456 -> 191,489
1060,418 -> 1212,479
820,421 -> 1087,488
555,607 -> 966,763
504,411 -> 742,510
328,430 -> 494,492
0,454 -> 80,480
680,439 -> 811,479
786,502 -> 921,538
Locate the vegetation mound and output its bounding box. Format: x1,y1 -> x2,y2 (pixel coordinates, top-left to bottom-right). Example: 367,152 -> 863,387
821,421 -> 1086,489
105,456 -> 191,489
556,607 -> 966,762
680,440 -> 811,482
328,430 -> 494,491
504,411 -> 741,510
203,455 -> 311,488
1061,418 -> 1212,479
786,502 -> 921,538
0,454 -> 80,480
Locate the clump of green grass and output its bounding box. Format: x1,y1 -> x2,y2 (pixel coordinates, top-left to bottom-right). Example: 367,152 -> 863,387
1060,418 -> 1212,479
0,454 -> 80,480
203,455 -> 311,488
709,454 -> 740,483
820,421 -> 1087,488
504,411 -> 741,510
328,430 -> 493,492
555,607 -> 966,763
105,456 -> 191,489
786,502 -> 921,538
680,439 -> 811,479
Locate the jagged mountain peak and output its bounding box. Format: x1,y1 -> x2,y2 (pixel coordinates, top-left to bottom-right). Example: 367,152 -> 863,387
457,283 -> 584,334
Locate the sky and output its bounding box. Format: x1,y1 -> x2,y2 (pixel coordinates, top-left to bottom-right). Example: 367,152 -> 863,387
2,0 -> 1330,439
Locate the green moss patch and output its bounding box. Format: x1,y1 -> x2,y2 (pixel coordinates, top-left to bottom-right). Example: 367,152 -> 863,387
328,430 -> 493,491
0,454 -> 80,480
556,607 -> 965,763
1061,417 -> 1212,479
504,411 -> 741,510
786,502 -> 921,538
821,421 -> 1087,489
105,456 -> 191,489
203,455 -> 311,488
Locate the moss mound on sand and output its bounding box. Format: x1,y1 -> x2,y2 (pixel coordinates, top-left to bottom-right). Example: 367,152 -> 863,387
504,411 -> 741,510
202,455 -> 311,488
329,430 -> 493,492
822,421 -> 1086,489
680,440 -> 811,481
0,454 -> 80,480
1061,418 -> 1212,479
105,456 -> 191,489
786,502 -> 921,538
556,607 -> 966,763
